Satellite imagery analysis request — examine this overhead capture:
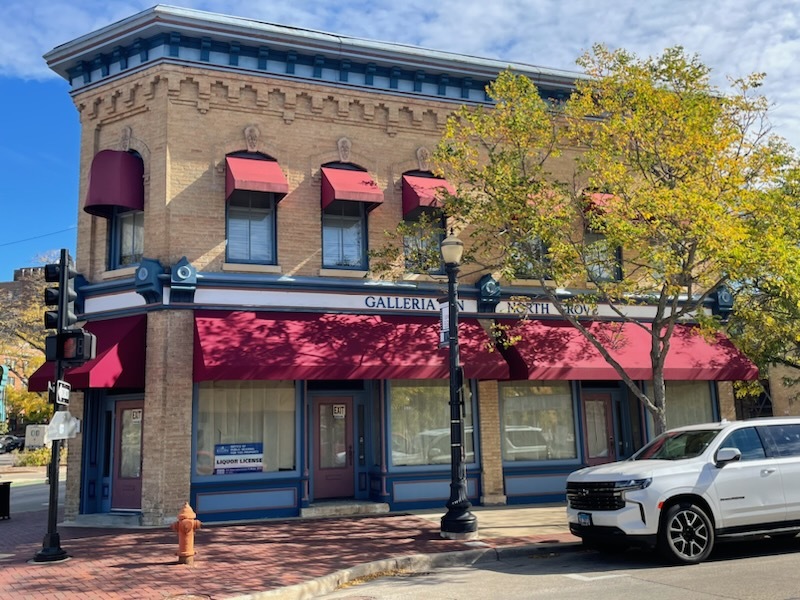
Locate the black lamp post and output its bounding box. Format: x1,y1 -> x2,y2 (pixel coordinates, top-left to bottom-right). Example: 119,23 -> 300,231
439,232 -> 478,539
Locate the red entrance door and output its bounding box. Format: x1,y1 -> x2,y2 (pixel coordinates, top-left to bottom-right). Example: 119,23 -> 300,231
582,393 -> 616,466
313,396 -> 354,499
111,400 -> 144,510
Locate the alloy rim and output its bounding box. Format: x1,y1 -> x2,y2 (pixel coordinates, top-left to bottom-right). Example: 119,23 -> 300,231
668,508 -> 709,559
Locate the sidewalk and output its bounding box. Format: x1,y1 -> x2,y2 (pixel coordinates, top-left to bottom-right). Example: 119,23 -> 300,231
0,474 -> 580,600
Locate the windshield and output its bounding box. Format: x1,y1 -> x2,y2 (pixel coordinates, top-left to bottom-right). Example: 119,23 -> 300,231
631,429 -> 720,461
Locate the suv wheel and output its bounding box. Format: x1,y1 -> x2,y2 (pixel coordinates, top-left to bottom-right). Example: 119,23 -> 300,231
658,502 -> 714,564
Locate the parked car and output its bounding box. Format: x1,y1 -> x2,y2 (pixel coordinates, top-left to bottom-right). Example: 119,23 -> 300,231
566,417 -> 800,564
0,434 -> 24,453
503,425 -> 551,461
392,425 -> 551,465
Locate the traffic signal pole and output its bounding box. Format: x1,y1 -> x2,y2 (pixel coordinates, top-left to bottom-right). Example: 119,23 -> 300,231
34,248 -> 73,563
35,358 -> 67,562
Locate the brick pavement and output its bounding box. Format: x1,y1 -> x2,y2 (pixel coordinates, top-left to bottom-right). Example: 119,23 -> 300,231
0,506 -> 578,600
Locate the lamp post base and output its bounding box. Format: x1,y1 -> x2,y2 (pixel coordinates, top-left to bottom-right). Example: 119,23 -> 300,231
440,507 -> 479,540
33,533 -> 69,563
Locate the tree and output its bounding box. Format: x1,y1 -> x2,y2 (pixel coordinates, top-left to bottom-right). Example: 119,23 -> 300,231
428,47 -> 800,434
4,385 -> 53,426
0,267 -> 50,427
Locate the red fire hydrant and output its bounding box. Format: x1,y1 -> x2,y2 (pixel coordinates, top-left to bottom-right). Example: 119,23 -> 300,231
171,502 -> 201,565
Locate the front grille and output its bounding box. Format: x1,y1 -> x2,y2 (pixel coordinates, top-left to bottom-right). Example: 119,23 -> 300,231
566,481 -> 625,511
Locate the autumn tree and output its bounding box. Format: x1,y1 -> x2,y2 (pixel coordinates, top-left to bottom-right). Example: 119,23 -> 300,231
427,47 -> 800,434
0,266 -> 52,427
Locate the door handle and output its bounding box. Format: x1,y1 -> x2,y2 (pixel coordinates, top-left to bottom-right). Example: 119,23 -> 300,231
348,445 -> 354,466
762,468 -> 777,475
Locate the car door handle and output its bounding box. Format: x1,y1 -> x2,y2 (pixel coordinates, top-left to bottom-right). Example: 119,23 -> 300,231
762,468 -> 777,475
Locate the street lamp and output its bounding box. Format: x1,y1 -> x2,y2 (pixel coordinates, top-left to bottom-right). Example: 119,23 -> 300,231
439,231 -> 478,539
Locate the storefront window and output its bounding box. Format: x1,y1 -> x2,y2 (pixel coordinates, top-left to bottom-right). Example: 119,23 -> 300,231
196,381 -> 296,476
389,380 -> 474,466
665,381 -> 714,429
500,381 -> 577,461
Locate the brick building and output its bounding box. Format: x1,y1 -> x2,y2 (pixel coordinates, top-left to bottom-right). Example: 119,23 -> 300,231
30,6 -> 757,526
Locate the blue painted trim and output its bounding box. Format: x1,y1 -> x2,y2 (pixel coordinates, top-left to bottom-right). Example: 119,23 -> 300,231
60,28 -> 573,107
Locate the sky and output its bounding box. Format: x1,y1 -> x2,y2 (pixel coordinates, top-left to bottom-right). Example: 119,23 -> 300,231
1,0 -> 799,282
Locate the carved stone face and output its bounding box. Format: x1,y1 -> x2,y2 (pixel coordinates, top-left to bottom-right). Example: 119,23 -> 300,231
338,137 -> 352,162
245,126 -> 260,152
417,147 -> 431,171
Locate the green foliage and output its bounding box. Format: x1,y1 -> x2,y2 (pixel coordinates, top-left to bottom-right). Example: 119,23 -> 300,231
370,210 -> 446,278
424,46 -> 800,434
14,445 -> 66,467
4,386 -> 53,425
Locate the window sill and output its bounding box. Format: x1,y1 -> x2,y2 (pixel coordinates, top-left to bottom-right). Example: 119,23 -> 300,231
101,266 -> 138,280
402,273 -> 446,282
509,278 -> 557,287
319,268 -> 368,278
222,262 -> 282,274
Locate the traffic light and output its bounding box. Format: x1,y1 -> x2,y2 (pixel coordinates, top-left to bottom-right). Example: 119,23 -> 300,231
45,330 -> 97,362
44,250 -> 78,332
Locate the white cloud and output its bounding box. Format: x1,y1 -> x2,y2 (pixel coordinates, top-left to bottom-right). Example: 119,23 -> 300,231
2,0 -> 799,148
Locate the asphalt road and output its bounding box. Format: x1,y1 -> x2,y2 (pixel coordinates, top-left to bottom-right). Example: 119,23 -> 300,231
8,480 -> 65,513
317,537 -> 800,599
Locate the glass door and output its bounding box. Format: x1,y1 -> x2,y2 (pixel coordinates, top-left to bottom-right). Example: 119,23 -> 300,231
111,399 -> 144,510
582,393 -> 616,465
313,396 -> 354,499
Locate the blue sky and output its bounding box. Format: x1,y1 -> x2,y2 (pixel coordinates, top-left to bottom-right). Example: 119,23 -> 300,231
2,0 -> 799,281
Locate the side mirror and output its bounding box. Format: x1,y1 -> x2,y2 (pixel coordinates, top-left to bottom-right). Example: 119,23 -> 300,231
715,447 -> 742,467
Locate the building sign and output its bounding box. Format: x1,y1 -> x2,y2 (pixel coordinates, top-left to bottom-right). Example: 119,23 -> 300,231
214,443 -> 264,474
96,284 -> 704,321
332,404 -> 346,419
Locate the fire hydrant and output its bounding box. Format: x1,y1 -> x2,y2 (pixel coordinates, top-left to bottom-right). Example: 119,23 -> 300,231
171,502 -> 201,565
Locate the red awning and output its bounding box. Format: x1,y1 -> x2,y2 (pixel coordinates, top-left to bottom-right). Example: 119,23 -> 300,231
225,156 -> 289,199
402,175 -> 454,217
84,150 -> 145,217
194,310 -> 508,381
28,315 -> 147,392
321,167 -> 384,210
500,320 -> 758,381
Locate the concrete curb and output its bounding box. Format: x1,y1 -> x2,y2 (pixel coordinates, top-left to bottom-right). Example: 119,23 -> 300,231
229,542 -> 583,600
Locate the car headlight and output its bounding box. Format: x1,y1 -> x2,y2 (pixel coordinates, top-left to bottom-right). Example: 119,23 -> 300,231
613,478 -> 652,491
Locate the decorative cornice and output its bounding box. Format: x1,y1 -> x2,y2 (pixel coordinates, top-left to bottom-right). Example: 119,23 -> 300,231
75,68 -> 455,138
45,5 -> 580,108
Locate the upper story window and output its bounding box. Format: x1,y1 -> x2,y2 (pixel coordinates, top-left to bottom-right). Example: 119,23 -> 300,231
320,163 -> 383,271
109,207 -> 144,268
323,200 -> 368,269
400,172 -> 451,276
225,153 -> 289,266
403,208 -> 445,275
585,230 -> 622,283
512,237 -> 552,281
227,191 -> 277,264
83,150 -> 145,271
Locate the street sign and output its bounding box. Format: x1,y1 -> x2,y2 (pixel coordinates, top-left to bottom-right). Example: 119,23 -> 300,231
438,297 -> 449,348
56,380 -> 71,406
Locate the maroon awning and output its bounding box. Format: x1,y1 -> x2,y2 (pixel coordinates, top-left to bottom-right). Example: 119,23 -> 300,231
28,315 -> 147,392
402,175 -> 454,217
225,156 -> 289,199
194,310 -> 508,381
500,320 -> 758,381
320,167 -> 383,210
83,150 -> 144,217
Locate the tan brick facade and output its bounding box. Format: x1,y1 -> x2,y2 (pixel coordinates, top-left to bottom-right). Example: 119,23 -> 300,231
477,380 -> 505,504
49,6 -> 761,525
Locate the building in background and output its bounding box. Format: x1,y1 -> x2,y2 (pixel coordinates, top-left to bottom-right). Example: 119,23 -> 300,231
30,5 -> 757,526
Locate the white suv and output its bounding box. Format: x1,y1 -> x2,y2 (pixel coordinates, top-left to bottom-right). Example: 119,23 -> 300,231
566,417 -> 800,564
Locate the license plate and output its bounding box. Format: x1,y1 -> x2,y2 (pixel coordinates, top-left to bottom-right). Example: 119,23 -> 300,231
578,512 -> 593,527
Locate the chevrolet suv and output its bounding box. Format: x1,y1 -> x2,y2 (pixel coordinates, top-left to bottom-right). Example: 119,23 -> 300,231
566,418 -> 800,564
